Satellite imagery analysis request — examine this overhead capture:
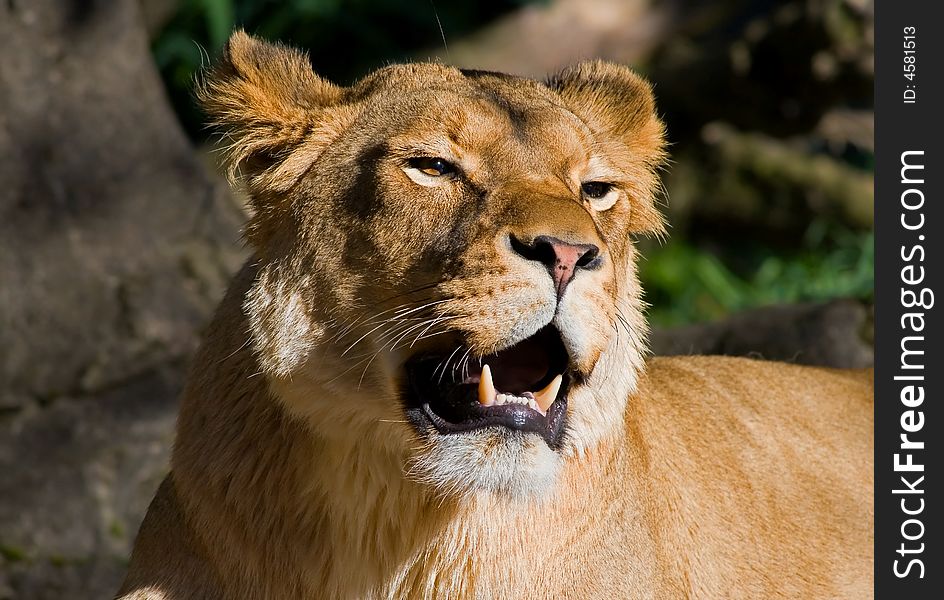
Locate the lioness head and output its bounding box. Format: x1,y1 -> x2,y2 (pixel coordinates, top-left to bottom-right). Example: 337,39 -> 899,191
200,32 -> 666,498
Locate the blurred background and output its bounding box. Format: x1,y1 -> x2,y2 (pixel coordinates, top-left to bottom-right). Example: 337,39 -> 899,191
0,0 -> 873,597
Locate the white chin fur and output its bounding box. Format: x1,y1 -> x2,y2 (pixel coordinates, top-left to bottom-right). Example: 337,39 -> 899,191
406,428 -> 562,499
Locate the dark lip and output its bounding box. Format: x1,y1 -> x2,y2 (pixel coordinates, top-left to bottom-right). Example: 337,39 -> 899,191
419,392 -> 569,448
402,325 -> 571,449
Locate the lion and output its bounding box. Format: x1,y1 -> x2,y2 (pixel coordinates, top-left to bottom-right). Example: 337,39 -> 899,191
117,31 -> 873,599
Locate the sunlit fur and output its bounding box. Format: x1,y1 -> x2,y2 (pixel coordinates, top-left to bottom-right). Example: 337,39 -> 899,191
118,31 -> 873,600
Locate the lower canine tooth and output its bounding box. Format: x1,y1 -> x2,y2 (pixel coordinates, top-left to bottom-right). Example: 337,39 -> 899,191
533,374 -> 563,412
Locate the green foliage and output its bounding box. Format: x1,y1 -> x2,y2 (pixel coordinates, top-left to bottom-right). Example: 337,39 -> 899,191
641,222 -> 874,326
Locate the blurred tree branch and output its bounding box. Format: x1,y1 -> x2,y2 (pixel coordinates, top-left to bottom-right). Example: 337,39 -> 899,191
422,0 -> 672,77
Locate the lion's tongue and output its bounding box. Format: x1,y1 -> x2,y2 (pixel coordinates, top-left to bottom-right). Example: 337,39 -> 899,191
478,364 -> 562,414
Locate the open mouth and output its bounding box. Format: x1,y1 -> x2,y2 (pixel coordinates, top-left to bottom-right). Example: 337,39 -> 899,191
404,325 -> 570,448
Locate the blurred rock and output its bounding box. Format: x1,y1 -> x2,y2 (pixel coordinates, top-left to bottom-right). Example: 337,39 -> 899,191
0,0 -> 244,410
0,0 -> 244,598
652,298 -> 874,369
0,367 -> 178,600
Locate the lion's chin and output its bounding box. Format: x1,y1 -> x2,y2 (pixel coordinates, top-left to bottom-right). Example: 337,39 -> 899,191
405,427 -> 563,499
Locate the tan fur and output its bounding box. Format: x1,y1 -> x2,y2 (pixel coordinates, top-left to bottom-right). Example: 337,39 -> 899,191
117,31 -> 873,599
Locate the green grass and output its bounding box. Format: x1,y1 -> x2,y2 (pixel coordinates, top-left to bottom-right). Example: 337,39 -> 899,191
641,222 -> 873,326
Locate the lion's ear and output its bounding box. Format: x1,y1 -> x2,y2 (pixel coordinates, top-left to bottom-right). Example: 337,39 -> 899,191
548,61 -> 667,235
198,30 -> 348,194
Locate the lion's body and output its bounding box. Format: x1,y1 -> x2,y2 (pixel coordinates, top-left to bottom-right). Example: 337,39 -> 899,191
118,32 -> 873,600
119,264 -> 873,599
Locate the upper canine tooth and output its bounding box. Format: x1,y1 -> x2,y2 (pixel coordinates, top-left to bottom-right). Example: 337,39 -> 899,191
479,364 -> 496,406
533,374 -> 563,412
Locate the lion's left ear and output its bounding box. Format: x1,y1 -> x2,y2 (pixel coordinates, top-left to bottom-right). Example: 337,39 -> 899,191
547,61 -> 667,235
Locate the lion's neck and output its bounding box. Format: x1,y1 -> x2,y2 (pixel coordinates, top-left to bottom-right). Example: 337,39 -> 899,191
297,348 -> 647,598
305,431 -> 632,600
176,376 -> 638,599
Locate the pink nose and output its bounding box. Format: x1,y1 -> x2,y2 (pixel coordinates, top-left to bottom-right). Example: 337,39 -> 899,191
510,235 -> 601,298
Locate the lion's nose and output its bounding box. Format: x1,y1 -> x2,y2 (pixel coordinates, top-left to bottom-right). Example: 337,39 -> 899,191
510,234 -> 601,298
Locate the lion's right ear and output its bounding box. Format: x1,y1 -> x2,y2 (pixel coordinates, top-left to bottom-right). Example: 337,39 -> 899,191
198,30 -> 348,194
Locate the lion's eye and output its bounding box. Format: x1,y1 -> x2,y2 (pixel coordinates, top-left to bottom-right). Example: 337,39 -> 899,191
408,157 -> 456,177
581,182 -> 611,199
581,181 -> 620,211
